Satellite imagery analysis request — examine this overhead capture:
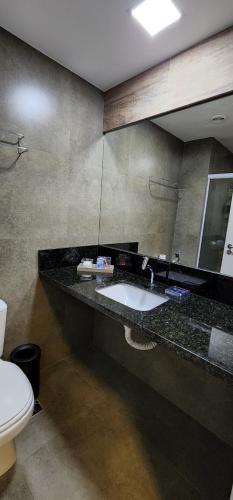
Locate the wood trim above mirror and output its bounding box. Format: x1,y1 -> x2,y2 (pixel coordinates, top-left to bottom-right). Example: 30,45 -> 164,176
104,26 -> 233,132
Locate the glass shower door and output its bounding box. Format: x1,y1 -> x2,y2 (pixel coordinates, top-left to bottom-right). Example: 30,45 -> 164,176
220,194 -> 233,275
197,174 -> 233,274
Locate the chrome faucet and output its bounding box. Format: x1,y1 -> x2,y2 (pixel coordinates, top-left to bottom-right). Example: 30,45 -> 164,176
142,256 -> 155,288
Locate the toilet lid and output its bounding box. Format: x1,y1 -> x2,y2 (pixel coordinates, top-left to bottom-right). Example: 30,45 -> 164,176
0,360 -> 32,428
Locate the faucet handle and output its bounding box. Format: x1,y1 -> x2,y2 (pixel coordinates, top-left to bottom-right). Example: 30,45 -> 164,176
142,256 -> 149,270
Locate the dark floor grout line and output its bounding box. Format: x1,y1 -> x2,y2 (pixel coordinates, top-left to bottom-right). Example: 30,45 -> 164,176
40,354 -> 73,376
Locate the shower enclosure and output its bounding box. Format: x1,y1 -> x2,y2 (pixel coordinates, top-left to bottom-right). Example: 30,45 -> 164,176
197,173 -> 233,276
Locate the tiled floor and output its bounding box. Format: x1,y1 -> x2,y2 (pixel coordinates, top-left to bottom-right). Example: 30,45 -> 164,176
1,348 -> 233,500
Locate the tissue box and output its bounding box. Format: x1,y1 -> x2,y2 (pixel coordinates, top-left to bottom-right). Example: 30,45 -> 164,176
165,286 -> 191,300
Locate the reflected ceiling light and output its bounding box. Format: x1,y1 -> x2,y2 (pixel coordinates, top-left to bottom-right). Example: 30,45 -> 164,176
9,85 -> 52,122
131,0 -> 181,36
211,115 -> 226,122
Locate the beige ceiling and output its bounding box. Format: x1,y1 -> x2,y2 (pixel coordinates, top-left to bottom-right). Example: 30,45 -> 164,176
152,95 -> 233,153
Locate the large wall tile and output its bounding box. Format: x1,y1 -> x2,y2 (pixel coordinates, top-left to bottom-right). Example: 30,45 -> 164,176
99,120 -> 183,258
0,28 -> 104,365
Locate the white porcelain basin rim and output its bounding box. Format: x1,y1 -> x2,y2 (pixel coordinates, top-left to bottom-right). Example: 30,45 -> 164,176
96,283 -> 168,311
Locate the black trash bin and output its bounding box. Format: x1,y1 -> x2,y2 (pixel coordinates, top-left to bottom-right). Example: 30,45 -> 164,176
10,344 -> 41,399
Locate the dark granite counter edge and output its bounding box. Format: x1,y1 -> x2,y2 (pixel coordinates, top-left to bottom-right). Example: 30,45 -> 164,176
40,270 -> 233,385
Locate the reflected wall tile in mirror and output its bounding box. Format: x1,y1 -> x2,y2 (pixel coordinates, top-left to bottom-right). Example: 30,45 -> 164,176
172,139 -> 213,267
100,119 -> 183,260
99,94 -> 233,279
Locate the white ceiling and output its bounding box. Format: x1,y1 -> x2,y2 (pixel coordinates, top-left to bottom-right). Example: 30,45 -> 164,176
1,0 -> 233,90
152,95 -> 233,153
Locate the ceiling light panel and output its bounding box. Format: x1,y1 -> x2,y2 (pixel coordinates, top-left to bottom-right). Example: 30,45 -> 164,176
131,0 -> 181,36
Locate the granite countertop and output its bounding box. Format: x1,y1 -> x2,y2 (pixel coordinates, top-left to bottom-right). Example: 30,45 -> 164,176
40,267 -> 233,384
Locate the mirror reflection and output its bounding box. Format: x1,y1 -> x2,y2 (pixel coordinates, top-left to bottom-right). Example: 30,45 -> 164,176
99,95 -> 233,277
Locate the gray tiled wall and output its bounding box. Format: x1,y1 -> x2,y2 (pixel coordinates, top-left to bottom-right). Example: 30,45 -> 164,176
99,120 -> 183,259
0,28 -> 103,363
173,138 -> 233,267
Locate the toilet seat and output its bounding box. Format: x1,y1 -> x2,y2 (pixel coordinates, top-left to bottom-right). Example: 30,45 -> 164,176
0,360 -> 33,433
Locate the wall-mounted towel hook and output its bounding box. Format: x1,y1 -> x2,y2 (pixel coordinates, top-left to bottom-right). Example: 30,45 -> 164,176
18,146 -> 28,155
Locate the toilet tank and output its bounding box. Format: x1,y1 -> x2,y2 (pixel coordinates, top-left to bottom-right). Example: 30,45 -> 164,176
0,300 -> 7,357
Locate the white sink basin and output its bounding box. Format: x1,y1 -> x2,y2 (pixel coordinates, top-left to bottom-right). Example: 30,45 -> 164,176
96,283 -> 168,311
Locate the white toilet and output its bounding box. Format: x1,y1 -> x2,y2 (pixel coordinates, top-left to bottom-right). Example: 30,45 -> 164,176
0,299 -> 34,476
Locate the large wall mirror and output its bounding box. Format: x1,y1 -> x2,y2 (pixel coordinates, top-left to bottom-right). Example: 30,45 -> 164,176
99,94 -> 233,278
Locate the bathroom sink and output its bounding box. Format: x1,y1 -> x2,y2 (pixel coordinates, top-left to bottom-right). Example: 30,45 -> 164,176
96,283 -> 168,311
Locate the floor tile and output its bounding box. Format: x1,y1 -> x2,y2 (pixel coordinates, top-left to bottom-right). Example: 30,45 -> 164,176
22,432 -> 106,500
16,410 -> 59,464
0,466 -> 34,500
1,349 -> 233,500
40,358 -> 105,425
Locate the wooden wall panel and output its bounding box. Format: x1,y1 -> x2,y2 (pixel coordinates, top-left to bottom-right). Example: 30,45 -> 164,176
104,27 -> 233,132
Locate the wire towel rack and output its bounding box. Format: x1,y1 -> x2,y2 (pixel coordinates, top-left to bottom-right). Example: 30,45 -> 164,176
149,176 -> 179,190
149,176 -> 180,202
